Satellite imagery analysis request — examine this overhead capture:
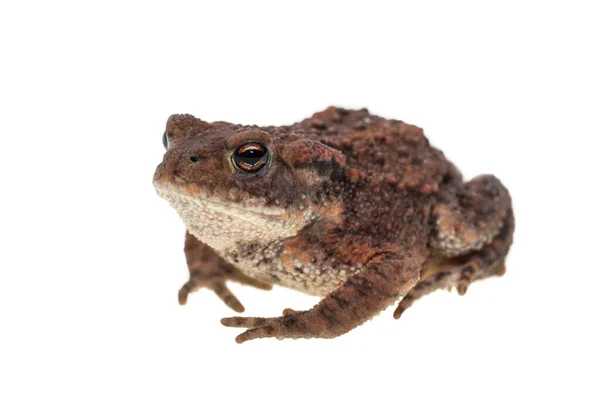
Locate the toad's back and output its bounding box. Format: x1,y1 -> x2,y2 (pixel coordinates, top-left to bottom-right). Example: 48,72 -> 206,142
290,106 -> 457,191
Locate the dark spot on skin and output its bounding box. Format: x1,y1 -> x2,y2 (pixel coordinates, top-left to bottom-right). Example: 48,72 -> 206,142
479,251 -> 493,266
462,265 -> 476,276
311,119 -> 327,130
497,215 -> 512,240
442,174 -> 454,184
460,265 -> 476,282
459,196 -> 473,208
435,271 -> 451,282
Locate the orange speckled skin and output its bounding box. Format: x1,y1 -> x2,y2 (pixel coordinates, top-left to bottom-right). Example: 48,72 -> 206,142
154,107 -> 514,342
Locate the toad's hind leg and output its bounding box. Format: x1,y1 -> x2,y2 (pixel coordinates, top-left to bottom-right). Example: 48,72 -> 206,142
394,175 -> 514,319
394,213 -> 513,318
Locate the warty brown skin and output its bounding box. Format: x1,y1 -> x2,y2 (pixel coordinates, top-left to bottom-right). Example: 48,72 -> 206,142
153,106 -> 514,343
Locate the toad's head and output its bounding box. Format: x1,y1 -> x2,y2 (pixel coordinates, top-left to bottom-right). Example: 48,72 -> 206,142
153,114 -> 345,251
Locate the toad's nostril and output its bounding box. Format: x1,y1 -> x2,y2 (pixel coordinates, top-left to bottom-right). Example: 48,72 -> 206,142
188,154 -> 201,163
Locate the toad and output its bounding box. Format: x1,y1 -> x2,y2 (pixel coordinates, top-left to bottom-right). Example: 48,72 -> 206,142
153,107 -> 514,343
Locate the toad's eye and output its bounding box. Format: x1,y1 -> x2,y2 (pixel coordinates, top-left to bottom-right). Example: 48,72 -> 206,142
232,142 -> 270,172
162,131 -> 169,150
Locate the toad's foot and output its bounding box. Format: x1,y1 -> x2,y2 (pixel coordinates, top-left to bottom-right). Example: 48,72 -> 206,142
179,268 -> 272,312
221,313 -> 309,343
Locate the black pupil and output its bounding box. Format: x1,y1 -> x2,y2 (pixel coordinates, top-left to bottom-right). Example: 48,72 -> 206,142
237,147 -> 265,164
162,131 -> 168,150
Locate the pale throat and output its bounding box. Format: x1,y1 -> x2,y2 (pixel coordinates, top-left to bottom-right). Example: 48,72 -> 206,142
155,186 -> 316,253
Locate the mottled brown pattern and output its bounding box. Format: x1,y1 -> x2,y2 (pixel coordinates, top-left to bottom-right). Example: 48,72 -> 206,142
153,106 -> 515,342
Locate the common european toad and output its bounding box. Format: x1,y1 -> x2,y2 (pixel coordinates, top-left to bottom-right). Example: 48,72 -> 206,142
153,106 -> 514,343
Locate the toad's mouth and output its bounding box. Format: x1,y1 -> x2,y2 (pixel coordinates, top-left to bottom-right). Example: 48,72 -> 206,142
154,183 -> 287,222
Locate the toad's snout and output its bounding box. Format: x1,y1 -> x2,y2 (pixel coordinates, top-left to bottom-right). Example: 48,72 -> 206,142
153,147 -> 204,186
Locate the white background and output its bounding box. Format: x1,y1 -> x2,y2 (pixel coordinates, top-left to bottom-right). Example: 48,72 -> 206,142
1,1 -> 599,399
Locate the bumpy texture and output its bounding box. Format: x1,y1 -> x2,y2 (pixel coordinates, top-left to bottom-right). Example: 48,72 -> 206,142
153,106 -> 514,343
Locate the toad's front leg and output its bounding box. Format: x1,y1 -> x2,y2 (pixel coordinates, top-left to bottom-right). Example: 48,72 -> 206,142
221,251 -> 425,343
179,231 -> 272,312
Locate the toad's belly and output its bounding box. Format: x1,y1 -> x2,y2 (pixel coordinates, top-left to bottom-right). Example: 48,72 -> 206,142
221,241 -> 364,298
